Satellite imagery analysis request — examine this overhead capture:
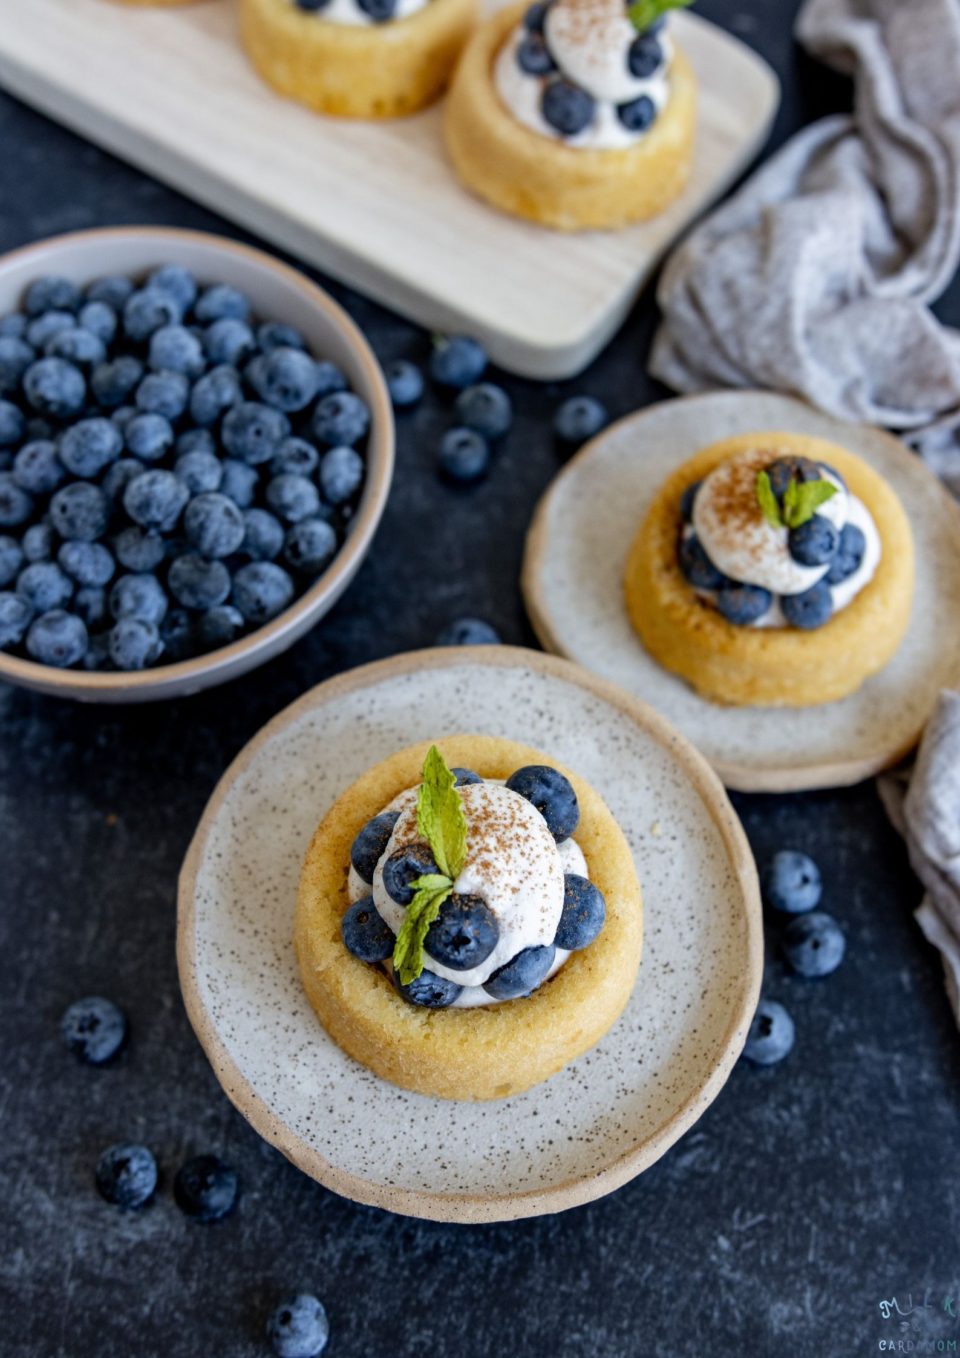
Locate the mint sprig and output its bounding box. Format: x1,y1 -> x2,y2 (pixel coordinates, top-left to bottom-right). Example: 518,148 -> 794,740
392,747 -> 468,986
755,471 -> 838,531
628,0 -> 695,34
756,470 -> 782,528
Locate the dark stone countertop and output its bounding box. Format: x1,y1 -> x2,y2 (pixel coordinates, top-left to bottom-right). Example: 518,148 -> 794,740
1,3 -> 959,1356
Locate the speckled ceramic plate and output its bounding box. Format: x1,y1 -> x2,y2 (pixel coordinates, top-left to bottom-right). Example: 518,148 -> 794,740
178,647 -> 761,1222
523,392 -> 960,793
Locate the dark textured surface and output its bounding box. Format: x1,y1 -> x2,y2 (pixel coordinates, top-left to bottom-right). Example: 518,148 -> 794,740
1,4 -> 959,1356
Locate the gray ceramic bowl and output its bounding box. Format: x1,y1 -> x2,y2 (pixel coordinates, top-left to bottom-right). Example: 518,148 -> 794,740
0,227 -> 394,702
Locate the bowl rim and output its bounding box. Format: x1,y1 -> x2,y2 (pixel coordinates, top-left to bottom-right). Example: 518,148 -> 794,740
0,225 -> 395,698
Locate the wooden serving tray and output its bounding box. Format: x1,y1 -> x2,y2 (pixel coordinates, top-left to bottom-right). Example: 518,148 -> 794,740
0,0 -> 779,378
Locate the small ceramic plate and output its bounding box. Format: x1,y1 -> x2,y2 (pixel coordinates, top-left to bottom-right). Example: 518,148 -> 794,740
178,647 -> 761,1223
523,392 -> 960,793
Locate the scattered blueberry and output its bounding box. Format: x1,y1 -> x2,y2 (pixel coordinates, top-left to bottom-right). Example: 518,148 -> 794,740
95,1143 -> 157,1209
555,874 -> 606,950
395,968 -> 463,1009
435,617 -> 500,646
542,78 -> 596,136
743,998 -> 795,1065
382,843 -> 438,906
319,446 -> 363,505
173,1154 -> 239,1222
825,522 -> 866,584
429,335 -> 487,390
425,894 -> 499,971
312,391 -> 370,447
283,518 -> 337,575
61,996 -> 127,1064
184,492 -> 246,558
553,395 -> 608,444
341,897 -> 395,963
438,428 -> 490,483
231,561 -> 294,624
484,944 -> 556,1000
780,580 -> 833,629
385,359 -> 423,409
716,583 -> 773,625
763,850 -> 822,914
26,609 -> 87,667
266,1295 -> 330,1358
506,765 -> 579,841
781,911 -> 845,978
350,811 -> 400,883
455,383 -> 512,440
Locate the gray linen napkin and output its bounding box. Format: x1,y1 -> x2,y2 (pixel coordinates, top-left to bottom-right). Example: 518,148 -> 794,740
650,0 -> 960,478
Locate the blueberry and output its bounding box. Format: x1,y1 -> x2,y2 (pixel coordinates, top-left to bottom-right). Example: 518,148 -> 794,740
435,617 -> 500,646
136,370 -> 190,421
395,968 -> 463,1008
763,849 -> 822,913
61,996 -> 127,1064
0,473 -> 34,528
266,473 -> 321,524
258,321 -> 309,354
452,767 -> 482,786
506,765 -> 579,841
517,32 -> 556,74
542,78 -> 596,136
22,522 -> 55,562
743,998 -> 795,1066
0,313 -> 26,339
766,456 -> 821,498
313,361 -> 348,399
248,347 -> 320,413
222,402 -> 291,464
45,327 -> 107,369
170,554 -> 232,610
86,275 -> 135,311
523,1 -> 550,29
175,449 -> 223,495
357,0 -> 396,17
455,383 -> 513,440
27,309 -> 75,350
678,534 -> 727,591
382,843 -> 439,906
385,359 -> 424,409
194,284 -> 250,324
184,492 -> 246,558
50,482 -> 108,540
231,561 -> 294,624
780,580 -> 833,629
58,541 -> 115,588
23,356 -> 86,418
484,943 -> 556,1000
173,1154 -> 239,1222
0,592 -> 33,647
627,33 -> 664,78
341,896 -> 394,963
0,335 -> 36,393
680,480 -> 701,522
123,288 -> 182,341
190,365 -> 243,427
241,508 -> 285,562
438,428 -> 490,483
125,412 -> 175,462
350,811 -> 400,883
102,458 -> 144,505
426,894 -> 499,971
176,428 -> 217,458
283,519 -> 337,575
319,445 -> 363,505
555,874 -> 606,950
78,301 -> 118,345
429,334 -> 487,389
59,417 -> 123,479
110,573 -> 168,625
26,609 -> 87,667
266,1295 -> 330,1358
114,526 -> 165,574
0,401 -> 24,451
553,395 -> 608,444
108,617 -> 163,670
13,440 -> 65,495
0,536 -> 23,587
788,514 -> 838,567
95,1143 -> 157,1209
161,607 -> 196,661
148,324 -> 205,378
825,522 -> 867,584
74,586 -> 108,630
716,583 -> 772,625
195,603 -> 245,650
91,356 -> 144,408
25,275 -> 81,317
782,911 -> 845,978
203,317 -> 255,367
219,459 -> 259,508
124,469 -> 189,531
618,95 -> 657,133
270,437 -> 319,478
312,391 -> 370,447
17,561 -> 73,612
146,264 -> 198,313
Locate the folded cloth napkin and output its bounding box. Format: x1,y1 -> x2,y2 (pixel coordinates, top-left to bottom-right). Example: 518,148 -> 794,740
878,692 -> 960,1028
650,0 -> 960,480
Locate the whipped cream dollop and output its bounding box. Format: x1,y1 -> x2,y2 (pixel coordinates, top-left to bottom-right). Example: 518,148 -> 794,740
292,0 -> 428,26
347,779 -> 588,1007
494,0 -> 673,151
686,449 -> 881,629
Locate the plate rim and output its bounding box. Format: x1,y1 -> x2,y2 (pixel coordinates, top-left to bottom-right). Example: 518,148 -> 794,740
522,392 -> 960,794
177,644 -> 763,1223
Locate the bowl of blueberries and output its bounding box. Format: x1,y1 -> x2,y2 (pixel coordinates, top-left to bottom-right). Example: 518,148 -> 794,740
0,227 -> 394,701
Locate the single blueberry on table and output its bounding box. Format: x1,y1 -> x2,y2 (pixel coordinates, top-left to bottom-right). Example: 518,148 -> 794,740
231,561 -> 295,624
175,449 -> 223,495
484,943 -> 556,1000
248,346 -> 320,413
678,534 -> 728,592
382,843 -> 439,906
91,355 -> 144,408
195,604 -> 245,650
0,400 -> 25,448
50,482 -> 109,541
782,911 -> 845,978
184,492 -> 246,558
266,473 -> 321,524
147,264 -> 198,313
319,445 -> 363,505
190,364 -> 243,428
452,767 -> 482,786
74,586 -> 108,630
173,1154 -> 239,1222
517,32 -> 556,74
148,324 -> 205,379
194,283 -> 251,324
23,357 -> 86,418
553,395 -> 608,444
680,480 -> 701,522
266,1294 -> 330,1358
271,437 -> 319,478
455,383 -> 513,440
59,417 -> 123,478
826,522 -> 867,584
788,514 -> 838,567
110,573 -> 168,626
95,1143 -> 157,1209
0,536 -> 24,588
781,579 -> 833,630
350,811 -> 401,883
26,609 -> 88,668
618,94 -> 657,133
259,321 -> 309,355
767,455 -> 821,498
45,327 -> 107,370
742,998 -> 795,1066
78,301 -> 118,345
27,309 -> 75,351
312,391 -> 370,447
627,32 -> 664,77
763,849 -> 822,913
242,508 -> 286,562
222,402 -> 291,465
17,562 -> 73,613
438,427 -> 490,484
136,369 -> 190,421
13,440 -> 65,496
0,334 -> 34,393
123,288 -> 182,342
85,275 -> 135,311
716,583 -> 773,626
385,359 -> 424,410
555,874 -> 606,950
203,317 -> 255,367
61,996 -> 127,1064
435,617 -> 500,646
506,765 -> 580,841
426,894 -> 499,971
341,897 -> 395,963
283,519 -> 337,575
0,592 -> 33,648
22,522 -> 55,563
108,617 -> 163,671
395,968 -> 463,1009
0,473 -> 34,528
124,469 -> 189,532
125,412 -> 175,463
169,554 -> 232,610
219,459 -> 259,509
58,541 -> 115,588
24,275 -> 81,317
542,78 -> 596,136
429,334 -> 487,389
114,526 -> 166,574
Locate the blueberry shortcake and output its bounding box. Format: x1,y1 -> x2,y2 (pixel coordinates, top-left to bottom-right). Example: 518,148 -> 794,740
239,0 -> 479,118
624,433 -> 915,707
296,735 -> 643,1100
443,0 -> 697,230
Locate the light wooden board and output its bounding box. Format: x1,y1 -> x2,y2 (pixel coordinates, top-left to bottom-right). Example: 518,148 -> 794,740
0,0 -> 779,378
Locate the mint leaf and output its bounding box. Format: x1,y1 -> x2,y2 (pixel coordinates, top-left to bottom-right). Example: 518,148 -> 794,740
628,0 -> 694,34
393,879 -> 453,985
416,745 -> 467,881
756,470 -> 783,528
783,479 -> 837,530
